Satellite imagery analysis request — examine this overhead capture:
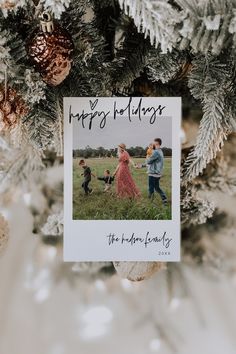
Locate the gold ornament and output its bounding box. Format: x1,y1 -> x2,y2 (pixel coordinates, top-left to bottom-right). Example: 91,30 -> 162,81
0,85 -> 28,132
27,11 -> 74,86
0,214 -> 9,255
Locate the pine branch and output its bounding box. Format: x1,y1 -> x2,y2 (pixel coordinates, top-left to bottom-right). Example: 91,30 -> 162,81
61,2 -> 113,96
40,0 -> 71,18
0,10 -> 44,99
146,48 -> 188,83
0,140 -> 44,193
183,101 -> 230,181
111,19 -> 150,92
183,54 -> 234,181
181,186 -> 215,226
0,0 -> 27,17
118,0 -> 181,53
24,69 -> 47,106
0,29 -> 10,81
118,0 -> 236,54
177,0 -> 236,54
41,211 -> 63,236
92,0 -> 121,60
23,89 -> 59,150
0,27 -> 26,83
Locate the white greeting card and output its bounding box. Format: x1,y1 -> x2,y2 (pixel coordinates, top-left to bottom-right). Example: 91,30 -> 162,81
64,97 -> 181,261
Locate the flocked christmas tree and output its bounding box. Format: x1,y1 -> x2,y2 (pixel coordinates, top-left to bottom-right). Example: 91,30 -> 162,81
0,0 -> 236,277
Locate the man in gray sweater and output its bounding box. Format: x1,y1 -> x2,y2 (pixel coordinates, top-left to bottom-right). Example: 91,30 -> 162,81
146,138 -> 167,205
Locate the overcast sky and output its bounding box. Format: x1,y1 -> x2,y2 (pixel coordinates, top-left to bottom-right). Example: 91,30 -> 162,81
73,115 -> 172,149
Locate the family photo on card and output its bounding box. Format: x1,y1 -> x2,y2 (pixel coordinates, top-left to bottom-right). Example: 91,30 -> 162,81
76,137 -> 169,220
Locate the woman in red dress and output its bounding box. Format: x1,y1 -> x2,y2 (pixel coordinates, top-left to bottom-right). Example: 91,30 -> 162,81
113,143 -> 140,198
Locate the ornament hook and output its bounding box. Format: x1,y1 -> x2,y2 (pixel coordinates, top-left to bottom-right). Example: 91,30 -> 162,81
40,11 -> 54,33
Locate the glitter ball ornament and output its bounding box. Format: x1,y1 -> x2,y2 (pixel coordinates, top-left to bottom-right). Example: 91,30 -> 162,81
0,214 -> 9,255
0,85 -> 28,132
27,12 -> 74,86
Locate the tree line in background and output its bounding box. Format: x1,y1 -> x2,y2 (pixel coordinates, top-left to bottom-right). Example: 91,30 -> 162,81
73,146 -> 172,159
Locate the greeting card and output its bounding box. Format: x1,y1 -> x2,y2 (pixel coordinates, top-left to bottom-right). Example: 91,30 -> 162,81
64,97 -> 181,261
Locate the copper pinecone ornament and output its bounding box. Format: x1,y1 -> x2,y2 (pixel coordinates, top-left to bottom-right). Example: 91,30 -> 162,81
27,12 -> 74,86
0,85 -> 28,132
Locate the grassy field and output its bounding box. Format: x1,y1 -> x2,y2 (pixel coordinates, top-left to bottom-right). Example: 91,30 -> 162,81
73,157 -> 172,220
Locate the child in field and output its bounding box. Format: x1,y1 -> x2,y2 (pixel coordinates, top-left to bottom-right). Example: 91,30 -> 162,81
79,159 -> 95,195
137,143 -> 156,168
146,143 -> 155,158
97,169 -> 114,192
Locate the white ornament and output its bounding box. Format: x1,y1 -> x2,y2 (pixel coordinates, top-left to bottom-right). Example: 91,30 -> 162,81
113,261 -> 165,281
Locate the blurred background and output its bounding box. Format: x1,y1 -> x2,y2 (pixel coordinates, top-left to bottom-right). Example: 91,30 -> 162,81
0,166 -> 236,354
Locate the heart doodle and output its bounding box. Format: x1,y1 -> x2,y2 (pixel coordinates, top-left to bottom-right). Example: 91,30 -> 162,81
89,99 -> 98,110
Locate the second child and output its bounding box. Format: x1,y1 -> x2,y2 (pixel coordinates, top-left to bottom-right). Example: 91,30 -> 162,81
97,170 -> 114,192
